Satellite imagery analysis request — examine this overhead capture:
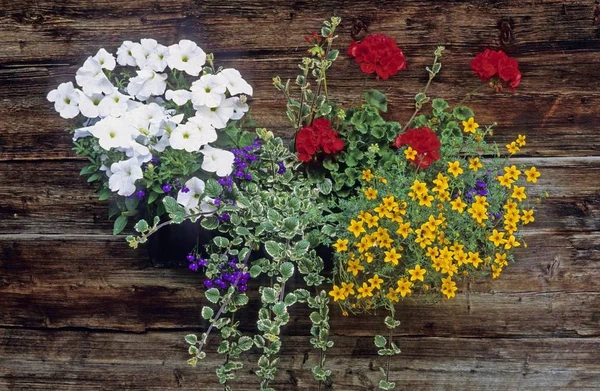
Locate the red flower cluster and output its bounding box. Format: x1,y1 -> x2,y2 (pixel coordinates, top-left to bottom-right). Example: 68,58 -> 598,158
348,34 -> 407,80
470,49 -> 521,91
296,118 -> 344,162
393,127 -> 441,169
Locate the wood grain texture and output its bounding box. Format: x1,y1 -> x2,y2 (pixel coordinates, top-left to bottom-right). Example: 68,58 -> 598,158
1,0 -> 599,389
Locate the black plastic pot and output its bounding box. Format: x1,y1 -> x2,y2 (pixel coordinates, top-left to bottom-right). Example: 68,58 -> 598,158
146,220 -> 215,268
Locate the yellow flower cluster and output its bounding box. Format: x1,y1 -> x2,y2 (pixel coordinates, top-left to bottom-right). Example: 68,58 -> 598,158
331,123 -> 541,311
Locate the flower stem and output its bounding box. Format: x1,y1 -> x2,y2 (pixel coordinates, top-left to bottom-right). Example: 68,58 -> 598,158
401,75 -> 434,133
143,211 -> 214,240
458,83 -> 487,107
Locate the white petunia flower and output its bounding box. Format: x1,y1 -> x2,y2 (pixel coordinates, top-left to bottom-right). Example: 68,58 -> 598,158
200,144 -> 235,177
165,89 -> 191,106
176,177 -> 206,211
190,74 -> 227,108
73,125 -> 93,141
127,69 -> 167,101
108,158 -> 143,196
219,68 -> 253,96
130,39 -> 168,71
123,141 -> 152,163
90,116 -> 134,150
77,92 -> 104,118
169,115 -> 217,152
47,81 -> 81,119
199,198 -> 218,215
167,40 -> 206,76
98,90 -> 131,118
75,57 -> 114,96
93,48 -> 116,71
116,40 -> 138,67
228,96 -> 249,120
194,100 -> 234,129
146,43 -> 169,72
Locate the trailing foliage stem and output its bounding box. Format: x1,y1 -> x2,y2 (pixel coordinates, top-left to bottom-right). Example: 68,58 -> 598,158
402,75 -> 434,133
144,211 -> 214,240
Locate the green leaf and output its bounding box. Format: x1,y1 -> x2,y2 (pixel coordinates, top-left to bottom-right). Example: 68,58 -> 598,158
379,380 -> 396,390
205,288 -> 220,304
326,49 -> 339,61
249,265 -> 262,278
201,306 -> 214,320
309,312 -> 322,324
187,357 -> 198,367
272,302 -> 287,317
134,219 -> 149,233
453,106 -> 474,121
80,165 -> 97,175
188,345 -> 199,355
317,178 -> 332,195
261,287 -> 278,304
283,217 -> 299,232
284,293 -> 297,306
204,178 -> 223,198
374,335 -> 387,348
266,209 -> 280,224
432,98 -> 449,112
113,215 -> 128,235
97,188 -> 112,201
235,226 -> 250,236
384,316 -> 401,329
147,191 -> 160,204
201,215 -> 219,230
264,241 -> 282,258
234,293 -> 249,306
217,341 -> 230,354
237,336 -> 253,351
184,334 -> 198,345
213,236 -> 230,248
294,240 -> 310,254
364,89 -> 388,112
279,262 -> 294,279
163,196 -> 185,216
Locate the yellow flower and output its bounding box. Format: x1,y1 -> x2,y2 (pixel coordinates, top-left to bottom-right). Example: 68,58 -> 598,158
447,161 -> 464,178
474,195 -> 489,208
511,185 -> 527,202
521,209 -> 535,224
410,180 -> 428,197
377,236 -> 394,249
408,265 -> 426,282
364,252 -> 374,263
462,117 -> 478,134
329,285 -> 345,302
468,204 -> 488,224
488,229 -> 506,247
333,239 -> 348,252
496,174 -> 514,188
494,253 -> 508,267
386,288 -> 399,302
525,167 -> 541,183
441,276 -> 457,298
362,169 -> 374,182
504,235 -> 521,250
516,134 -> 527,147
504,165 -> 521,181
382,195 -> 399,211
363,187 -> 378,200
503,200 -> 518,212
363,213 -> 379,229
395,278 -> 413,297
469,157 -> 483,172
368,274 -> 384,290
506,141 -> 520,154
468,251 -> 482,268
396,222 -> 412,238
348,219 -> 365,238
450,197 -> 467,213
347,259 -> 365,276
492,265 -> 503,279
379,177 -> 388,184
426,246 -> 439,259
340,282 -> 355,297
374,204 -> 393,219
432,173 -> 449,193
384,248 -> 402,266
357,282 -> 374,299
418,193 -> 435,207
355,239 -> 370,254
404,146 -> 417,160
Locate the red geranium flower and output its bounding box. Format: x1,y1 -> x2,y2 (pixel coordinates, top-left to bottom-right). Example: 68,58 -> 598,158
348,34 -> 407,80
296,118 -> 344,162
393,127 -> 441,169
470,49 -> 521,91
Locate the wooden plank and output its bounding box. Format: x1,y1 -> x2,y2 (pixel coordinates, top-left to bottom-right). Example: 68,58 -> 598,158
1,329 -> 599,390
0,232 -> 599,336
0,0 -> 597,64
1,158 -> 598,234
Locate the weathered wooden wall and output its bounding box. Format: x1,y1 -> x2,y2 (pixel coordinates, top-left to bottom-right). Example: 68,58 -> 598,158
1,1 -> 599,390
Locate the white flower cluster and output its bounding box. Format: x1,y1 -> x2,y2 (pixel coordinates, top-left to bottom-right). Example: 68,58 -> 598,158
47,39 -> 253,204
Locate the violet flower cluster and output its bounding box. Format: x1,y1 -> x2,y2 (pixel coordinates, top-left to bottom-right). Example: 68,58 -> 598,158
203,255 -> 250,292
